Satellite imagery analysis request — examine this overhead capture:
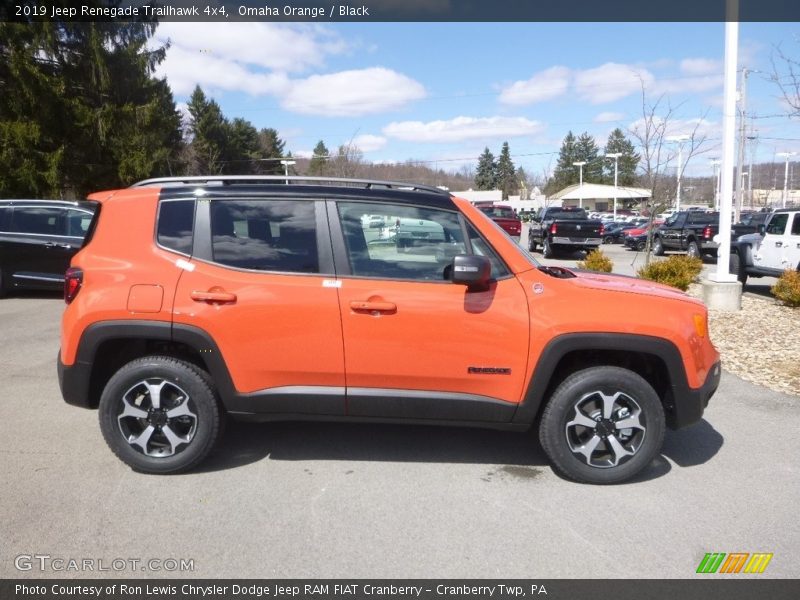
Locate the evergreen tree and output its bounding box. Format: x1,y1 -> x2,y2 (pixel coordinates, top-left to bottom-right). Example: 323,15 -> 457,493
308,140 -> 329,176
255,128 -> 286,175
575,132 -> 602,183
495,141 -> 516,199
225,118 -> 260,174
603,128 -> 640,186
0,13 -> 183,197
550,131 -> 579,191
474,147 -> 496,190
186,86 -> 227,174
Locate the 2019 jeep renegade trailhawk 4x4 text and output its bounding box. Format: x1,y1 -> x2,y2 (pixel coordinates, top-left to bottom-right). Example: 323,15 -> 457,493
58,176 -> 720,484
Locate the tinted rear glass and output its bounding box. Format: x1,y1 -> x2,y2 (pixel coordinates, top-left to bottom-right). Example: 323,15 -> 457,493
157,200 -> 195,255
479,206 -> 516,219
9,207 -> 68,235
210,200 -> 319,273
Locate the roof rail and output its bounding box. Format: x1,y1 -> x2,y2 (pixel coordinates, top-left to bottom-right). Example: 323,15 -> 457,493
130,175 -> 450,196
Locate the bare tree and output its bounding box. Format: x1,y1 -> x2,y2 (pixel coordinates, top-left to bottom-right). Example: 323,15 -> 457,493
771,41 -> 800,117
628,82 -> 710,265
330,143 -> 364,179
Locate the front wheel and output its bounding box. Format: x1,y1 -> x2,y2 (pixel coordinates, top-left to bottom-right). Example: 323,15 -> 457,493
98,356 -> 222,474
729,251 -> 748,285
539,366 -> 666,484
652,237 -> 665,256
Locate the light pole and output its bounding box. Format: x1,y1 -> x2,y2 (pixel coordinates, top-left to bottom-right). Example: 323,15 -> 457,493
711,159 -> 722,210
572,161 -> 586,208
777,152 -> 796,208
605,153 -> 621,219
667,134 -> 691,211
280,159 -> 296,185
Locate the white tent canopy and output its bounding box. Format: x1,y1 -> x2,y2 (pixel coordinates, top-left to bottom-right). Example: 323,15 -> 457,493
551,183 -> 651,201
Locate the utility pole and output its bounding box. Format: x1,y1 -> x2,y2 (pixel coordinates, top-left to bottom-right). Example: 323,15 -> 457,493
735,67 -> 749,223
605,153 -> 621,219
573,161 -> 586,208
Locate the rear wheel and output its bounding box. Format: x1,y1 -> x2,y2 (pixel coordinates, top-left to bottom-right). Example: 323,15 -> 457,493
0,269 -> 7,298
543,238 -> 554,258
686,240 -> 700,259
528,233 -> 537,253
539,366 -> 665,484
603,235 -> 614,244
98,356 -> 222,474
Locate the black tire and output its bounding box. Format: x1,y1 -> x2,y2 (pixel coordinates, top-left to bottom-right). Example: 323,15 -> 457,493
636,240 -> 647,251
0,269 -> 7,298
652,236 -> 665,256
543,238 -> 554,258
539,366 -> 666,484
729,251 -> 748,285
528,233 -> 537,253
686,240 -> 700,259
99,356 -> 222,474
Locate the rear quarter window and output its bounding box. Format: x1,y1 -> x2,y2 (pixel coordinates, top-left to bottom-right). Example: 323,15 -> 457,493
157,200 -> 195,255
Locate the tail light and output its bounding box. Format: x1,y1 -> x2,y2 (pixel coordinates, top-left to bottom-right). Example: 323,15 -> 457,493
599,223 -> 605,236
703,225 -> 712,239
550,223 -> 558,235
64,267 -> 83,304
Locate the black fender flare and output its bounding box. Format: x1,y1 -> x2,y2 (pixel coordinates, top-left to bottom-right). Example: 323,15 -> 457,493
512,333 -> 698,428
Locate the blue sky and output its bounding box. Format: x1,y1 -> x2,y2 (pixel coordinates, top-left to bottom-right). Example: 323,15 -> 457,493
151,21 -> 800,182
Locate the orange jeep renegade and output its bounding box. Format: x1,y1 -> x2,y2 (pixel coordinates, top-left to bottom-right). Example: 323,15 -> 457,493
58,176 -> 720,483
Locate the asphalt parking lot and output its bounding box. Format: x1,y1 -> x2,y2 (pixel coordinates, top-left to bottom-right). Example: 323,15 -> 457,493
1,293 -> 798,580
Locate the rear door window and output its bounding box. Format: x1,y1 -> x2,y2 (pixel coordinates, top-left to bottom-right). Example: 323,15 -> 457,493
209,200 -> 319,273
9,207 -> 67,236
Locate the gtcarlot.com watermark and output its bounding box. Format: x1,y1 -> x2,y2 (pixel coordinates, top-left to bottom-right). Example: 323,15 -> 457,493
14,554 -> 194,573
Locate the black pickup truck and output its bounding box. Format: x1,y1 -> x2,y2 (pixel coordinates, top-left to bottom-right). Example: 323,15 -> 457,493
527,206 -> 603,257
652,210 -> 773,258
651,211 -> 720,258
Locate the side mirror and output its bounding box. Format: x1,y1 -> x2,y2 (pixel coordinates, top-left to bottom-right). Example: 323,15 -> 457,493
758,224 -> 766,235
450,255 -> 491,290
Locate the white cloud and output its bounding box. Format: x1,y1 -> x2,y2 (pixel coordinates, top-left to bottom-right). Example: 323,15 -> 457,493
281,68 -> 426,116
574,63 -> 654,104
651,69 -> 724,96
383,116 -> 545,143
628,116 -> 718,141
680,58 -> 722,76
155,45 -> 290,96
154,23 -> 347,74
352,134 -> 388,152
594,111 -> 626,123
293,149 -> 315,159
498,66 -> 571,105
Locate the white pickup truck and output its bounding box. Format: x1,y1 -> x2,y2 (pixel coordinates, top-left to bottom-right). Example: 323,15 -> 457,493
730,208 -> 800,285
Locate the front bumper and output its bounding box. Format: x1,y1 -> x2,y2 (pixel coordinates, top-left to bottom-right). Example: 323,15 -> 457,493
668,360 -> 721,429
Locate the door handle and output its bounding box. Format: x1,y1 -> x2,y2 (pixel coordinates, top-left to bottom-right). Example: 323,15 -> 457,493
190,290 -> 237,304
775,242 -> 783,248
350,300 -> 397,313
44,242 -> 70,249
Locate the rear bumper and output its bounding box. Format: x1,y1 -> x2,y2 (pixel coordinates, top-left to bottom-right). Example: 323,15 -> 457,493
669,360 -> 721,429
551,237 -> 602,246
57,352 -> 94,409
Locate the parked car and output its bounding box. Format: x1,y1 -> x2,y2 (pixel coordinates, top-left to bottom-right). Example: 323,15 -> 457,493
602,222 -> 637,244
58,175 -> 720,484
0,199 -> 96,296
527,206 -> 603,257
475,204 -> 522,240
622,221 -> 664,251
730,208 -> 800,285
